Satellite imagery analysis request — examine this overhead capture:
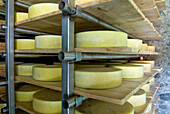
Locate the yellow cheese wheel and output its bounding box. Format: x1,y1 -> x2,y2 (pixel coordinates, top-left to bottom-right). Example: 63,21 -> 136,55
15,85 -> 42,102
75,67 -> 122,89
15,12 -> 28,22
0,103 -> 6,111
145,102 -> 152,113
142,44 -> 148,51
76,31 -> 128,48
33,65 -> 61,81
28,3 -> 59,18
15,39 -> 35,49
126,63 -> 151,72
33,89 -> 61,114
76,99 -> 134,114
148,46 -> 155,52
141,83 -> 150,92
130,61 -> 155,68
110,60 -> 128,63
109,65 -> 144,79
15,63 -> 45,76
128,39 -> 142,49
35,35 -> 61,49
149,77 -> 155,85
127,89 -> 146,107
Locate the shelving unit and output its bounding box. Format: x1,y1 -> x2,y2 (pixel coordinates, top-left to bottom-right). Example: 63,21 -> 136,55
0,0 -> 165,114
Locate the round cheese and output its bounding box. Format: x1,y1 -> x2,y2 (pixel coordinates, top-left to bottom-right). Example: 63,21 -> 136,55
128,39 -> 142,49
75,67 -> 122,89
0,103 -> 6,111
33,65 -> 61,81
141,83 -> 150,92
76,31 -> 127,48
33,89 -> 61,114
148,46 -> 155,52
126,63 -> 151,72
109,65 -> 144,79
35,35 -> 61,49
77,99 -> 134,114
15,85 -> 42,102
142,44 -> 148,51
149,77 -> 155,85
130,61 -> 155,68
15,63 -> 45,76
28,3 -> 59,18
15,39 -> 35,49
15,12 -> 28,22
127,89 -> 146,107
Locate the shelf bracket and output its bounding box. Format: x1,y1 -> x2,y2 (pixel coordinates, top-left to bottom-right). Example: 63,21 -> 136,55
58,52 -> 82,62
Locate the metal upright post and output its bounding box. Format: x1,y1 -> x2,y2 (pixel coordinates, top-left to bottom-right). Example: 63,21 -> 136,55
5,0 -> 15,113
61,0 -> 75,114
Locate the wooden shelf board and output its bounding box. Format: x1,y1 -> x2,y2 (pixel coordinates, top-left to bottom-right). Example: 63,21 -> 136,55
141,7 -> 160,20
15,0 -> 162,40
15,76 -> 142,105
152,66 -> 163,72
155,0 -> 166,11
150,18 -> 163,25
147,82 -> 160,98
124,70 -> 159,85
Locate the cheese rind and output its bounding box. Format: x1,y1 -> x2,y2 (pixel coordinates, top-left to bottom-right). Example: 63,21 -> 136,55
15,63 -> 45,76
35,35 -> 61,49
0,103 -> 6,111
28,3 -> 59,18
141,83 -> 150,92
148,46 -> 155,52
75,67 -> 122,89
15,12 -> 28,22
77,99 -> 134,114
33,65 -> 61,81
75,64 -> 106,68
127,89 -> 146,107
15,85 -> 42,102
33,89 -> 62,114
128,39 -> 142,49
15,39 -> 35,49
76,31 -> 128,48
142,44 -> 148,51
126,63 -> 151,72
130,61 -> 155,68
109,65 -> 144,79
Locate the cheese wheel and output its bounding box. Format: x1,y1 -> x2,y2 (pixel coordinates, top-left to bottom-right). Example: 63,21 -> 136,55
109,60 -> 128,63
109,65 -> 144,79
127,89 -> 146,107
149,77 -> 155,85
15,39 -> 35,49
130,61 -> 155,68
35,35 -> 61,49
75,64 -> 106,68
15,12 -> 28,22
15,63 -> 45,76
148,46 -> 155,52
33,89 -> 61,114
128,39 -> 142,49
33,65 -> 61,81
28,3 -> 59,18
76,31 -> 127,48
141,83 -> 150,92
77,99 -> 134,114
126,63 -> 151,72
15,85 -> 42,102
142,44 -> 148,51
0,103 -> 6,111
75,67 -> 122,89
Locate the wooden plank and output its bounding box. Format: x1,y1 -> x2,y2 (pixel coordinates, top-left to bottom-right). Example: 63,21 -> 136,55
141,7 -> 160,19
147,83 -> 160,98
150,18 -> 163,25
155,0 -> 166,11
152,67 -> 163,72
133,0 -> 156,9
15,76 -> 142,105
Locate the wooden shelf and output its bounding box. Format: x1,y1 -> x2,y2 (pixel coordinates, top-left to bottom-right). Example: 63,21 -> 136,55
15,0 -> 162,40
155,0 -> 166,11
147,82 -> 160,99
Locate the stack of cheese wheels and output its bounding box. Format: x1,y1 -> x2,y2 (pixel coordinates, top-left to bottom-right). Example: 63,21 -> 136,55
149,77 -> 155,85
127,39 -> 142,49
141,82 -> 150,92
15,63 -> 45,76
33,89 -> 62,113
126,63 -> 151,72
28,3 -> 59,18
75,67 -> 122,89
15,39 -> 35,49
148,46 -> 155,52
15,12 -> 28,22
76,31 -> 128,48
109,65 -> 144,79
76,99 -> 134,114
130,60 -> 155,68
33,65 -> 61,81
142,44 -> 148,51
15,85 -> 42,102
35,35 -> 61,49
127,89 -> 146,107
